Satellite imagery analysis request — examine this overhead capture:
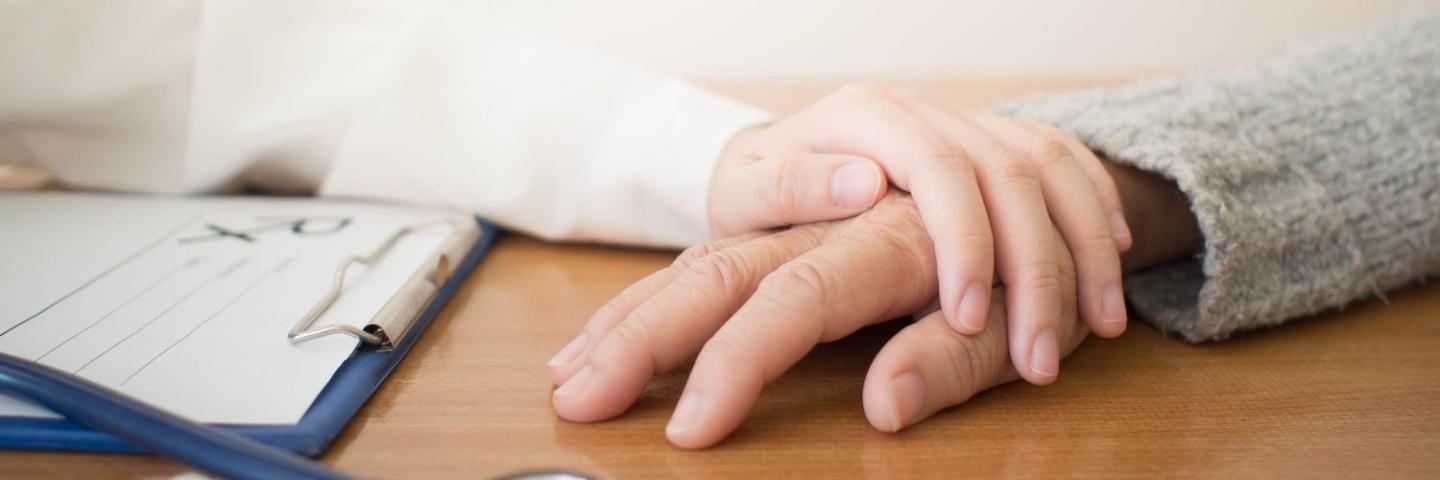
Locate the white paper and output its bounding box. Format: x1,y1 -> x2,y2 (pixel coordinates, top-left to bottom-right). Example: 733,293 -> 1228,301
0,192 -> 457,425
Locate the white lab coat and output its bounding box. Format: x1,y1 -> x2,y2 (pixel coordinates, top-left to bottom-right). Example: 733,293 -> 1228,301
0,1 -> 772,248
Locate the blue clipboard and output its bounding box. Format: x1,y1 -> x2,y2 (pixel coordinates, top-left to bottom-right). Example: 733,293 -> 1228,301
0,218 -> 500,457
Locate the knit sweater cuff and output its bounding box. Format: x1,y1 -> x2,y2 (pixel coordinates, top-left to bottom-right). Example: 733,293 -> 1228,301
996,87 -> 1334,342
992,12 -> 1440,342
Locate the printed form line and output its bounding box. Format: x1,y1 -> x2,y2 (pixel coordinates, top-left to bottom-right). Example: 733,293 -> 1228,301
2,215 -> 201,338
121,261 -> 285,386
35,258 -> 202,363
73,257 -> 249,375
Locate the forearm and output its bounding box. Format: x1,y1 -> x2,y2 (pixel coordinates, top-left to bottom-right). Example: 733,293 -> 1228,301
1106,159 -> 1201,274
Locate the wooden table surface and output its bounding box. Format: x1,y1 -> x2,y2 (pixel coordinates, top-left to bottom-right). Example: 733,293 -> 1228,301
3,79 -> 1438,478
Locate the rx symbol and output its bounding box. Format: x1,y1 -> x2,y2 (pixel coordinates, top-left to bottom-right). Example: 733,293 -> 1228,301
179,216 -> 352,244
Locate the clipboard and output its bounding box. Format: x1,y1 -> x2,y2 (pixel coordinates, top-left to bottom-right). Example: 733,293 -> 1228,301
0,199 -> 500,457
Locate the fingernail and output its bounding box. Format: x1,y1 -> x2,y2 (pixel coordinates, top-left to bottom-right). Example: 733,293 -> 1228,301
553,365 -> 594,399
666,392 -> 705,437
955,282 -> 988,334
547,332 -> 589,367
1103,283 -> 1127,325
1030,329 -> 1058,377
884,371 -> 925,433
1110,211 -> 1132,245
832,162 -> 881,209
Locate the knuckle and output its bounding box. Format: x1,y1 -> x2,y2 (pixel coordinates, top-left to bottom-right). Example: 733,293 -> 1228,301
846,227 -> 930,278
845,236 -> 934,312
760,260 -> 849,343
845,202 -> 940,278
986,154 -> 1041,186
609,317 -> 652,350
948,225 -> 994,253
754,259 -> 840,322
755,158 -> 803,219
683,250 -> 751,295
596,291 -> 640,322
675,242 -> 723,268
922,322 -> 1001,406
1018,258 -> 1064,295
1072,222 -> 1118,253
959,331 -> 1000,401
758,260 -> 833,311
855,199 -> 926,235
937,332 -> 984,403
911,134 -> 967,165
862,192 -> 988,257
1030,138 -> 1075,172
607,318 -> 666,373
782,221 -> 830,247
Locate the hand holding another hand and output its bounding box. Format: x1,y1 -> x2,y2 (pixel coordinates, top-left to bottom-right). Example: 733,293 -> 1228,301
548,85 -> 1202,449
707,84 -> 1130,383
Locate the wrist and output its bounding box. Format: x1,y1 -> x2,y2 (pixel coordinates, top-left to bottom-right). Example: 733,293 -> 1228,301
1102,159 -> 1202,272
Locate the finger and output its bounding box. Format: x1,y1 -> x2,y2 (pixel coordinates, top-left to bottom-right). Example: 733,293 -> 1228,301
666,201 -> 939,448
548,232 -> 765,385
1012,119 -> 1133,252
552,226 -> 827,423
769,84 -> 994,337
709,153 -> 888,238
972,115 -> 1128,339
861,295 -> 1089,433
898,104 -> 1064,385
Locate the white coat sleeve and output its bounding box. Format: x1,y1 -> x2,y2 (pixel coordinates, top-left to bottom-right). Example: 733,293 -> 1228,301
0,1 -> 773,248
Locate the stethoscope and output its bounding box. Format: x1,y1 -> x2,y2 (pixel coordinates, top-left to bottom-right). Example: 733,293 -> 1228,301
0,351 -> 589,480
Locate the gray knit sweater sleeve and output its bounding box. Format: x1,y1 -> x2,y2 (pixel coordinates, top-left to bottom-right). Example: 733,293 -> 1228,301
994,11 -> 1440,342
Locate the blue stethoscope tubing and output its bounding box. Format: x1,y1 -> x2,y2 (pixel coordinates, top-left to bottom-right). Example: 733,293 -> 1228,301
0,351 -> 348,480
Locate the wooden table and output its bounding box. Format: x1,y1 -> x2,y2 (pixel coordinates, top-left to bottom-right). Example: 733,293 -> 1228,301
4,80 -> 1438,478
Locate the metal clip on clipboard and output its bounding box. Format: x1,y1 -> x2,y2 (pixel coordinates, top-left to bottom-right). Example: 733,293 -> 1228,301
288,215 -> 480,350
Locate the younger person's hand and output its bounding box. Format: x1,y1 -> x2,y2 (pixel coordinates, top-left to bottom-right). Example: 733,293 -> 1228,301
706,126 -> 889,241
716,85 -> 1129,384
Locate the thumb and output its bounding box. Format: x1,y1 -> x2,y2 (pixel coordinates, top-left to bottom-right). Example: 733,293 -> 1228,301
861,292 -> 1089,433
709,153 -> 887,238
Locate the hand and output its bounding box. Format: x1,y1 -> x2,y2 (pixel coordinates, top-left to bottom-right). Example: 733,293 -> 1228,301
548,192 -> 1089,448
706,126 -> 889,239
719,85 -> 1129,383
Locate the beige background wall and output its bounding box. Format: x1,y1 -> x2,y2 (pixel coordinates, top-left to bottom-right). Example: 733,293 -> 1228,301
488,0 -> 1437,79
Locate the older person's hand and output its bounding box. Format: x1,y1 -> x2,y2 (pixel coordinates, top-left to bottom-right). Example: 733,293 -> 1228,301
548,192 -> 1089,449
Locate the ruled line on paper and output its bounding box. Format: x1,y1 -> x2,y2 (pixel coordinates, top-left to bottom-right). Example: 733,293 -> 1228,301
2,215 -> 201,338
34,257 -> 205,363
73,257 -> 251,375
120,258 -> 293,386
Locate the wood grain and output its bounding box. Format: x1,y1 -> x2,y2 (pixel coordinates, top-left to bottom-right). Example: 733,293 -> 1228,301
1,79 -> 1436,479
